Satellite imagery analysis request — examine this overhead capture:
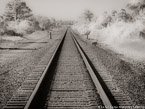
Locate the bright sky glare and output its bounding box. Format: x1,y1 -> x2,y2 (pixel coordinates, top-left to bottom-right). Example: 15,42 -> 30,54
0,0 -> 128,20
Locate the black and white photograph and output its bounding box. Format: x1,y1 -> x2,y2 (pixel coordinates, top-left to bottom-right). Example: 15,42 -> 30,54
0,0 -> 145,109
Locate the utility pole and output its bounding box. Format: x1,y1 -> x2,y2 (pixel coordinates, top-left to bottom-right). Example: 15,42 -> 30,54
50,31 -> 52,39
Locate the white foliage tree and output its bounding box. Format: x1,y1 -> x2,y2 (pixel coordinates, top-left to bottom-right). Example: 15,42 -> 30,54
35,16 -> 51,30
127,0 -> 145,15
4,0 -> 32,21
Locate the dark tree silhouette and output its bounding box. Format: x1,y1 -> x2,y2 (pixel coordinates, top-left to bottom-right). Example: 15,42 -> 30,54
83,10 -> 94,22
4,0 -> 32,21
127,0 -> 145,15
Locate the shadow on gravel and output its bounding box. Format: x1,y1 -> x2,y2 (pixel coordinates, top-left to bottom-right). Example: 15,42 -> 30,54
0,47 -> 37,50
28,30 -> 66,109
77,40 -> 120,108
17,42 -> 48,44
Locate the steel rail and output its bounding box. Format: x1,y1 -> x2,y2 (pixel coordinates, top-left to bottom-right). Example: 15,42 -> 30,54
71,31 -> 113,108
24,29 -> 67,109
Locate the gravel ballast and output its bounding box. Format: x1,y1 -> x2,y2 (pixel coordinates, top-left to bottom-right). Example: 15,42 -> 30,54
74,32 -> 145,106
0,28 -> 66,108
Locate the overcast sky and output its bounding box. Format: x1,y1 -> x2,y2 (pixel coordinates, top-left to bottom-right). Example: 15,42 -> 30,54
0,0 -> 128,20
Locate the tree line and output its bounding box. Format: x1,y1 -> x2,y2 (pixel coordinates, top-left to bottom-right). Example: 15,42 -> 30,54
0,0 -> 73,37
80,0 -> 145,28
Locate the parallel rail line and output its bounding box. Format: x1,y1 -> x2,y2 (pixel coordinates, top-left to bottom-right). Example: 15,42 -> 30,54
24,30 -> 67,109
71,32 -> 113,107
4,28 -> 131,109
4,29 -> 67,109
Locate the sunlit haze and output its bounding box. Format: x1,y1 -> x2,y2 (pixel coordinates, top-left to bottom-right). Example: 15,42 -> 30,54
0,0 -> 128,20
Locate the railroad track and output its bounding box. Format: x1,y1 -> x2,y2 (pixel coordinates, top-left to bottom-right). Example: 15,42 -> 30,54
4,28 -> 132,109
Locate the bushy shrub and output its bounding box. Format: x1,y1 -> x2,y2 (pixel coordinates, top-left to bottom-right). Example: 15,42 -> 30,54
3,20 -> 35,36
72,23 -> 90,35
72,4 -> 145,60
